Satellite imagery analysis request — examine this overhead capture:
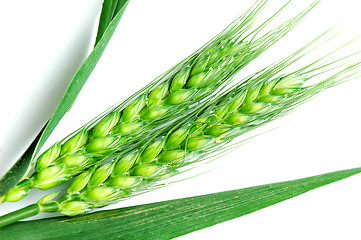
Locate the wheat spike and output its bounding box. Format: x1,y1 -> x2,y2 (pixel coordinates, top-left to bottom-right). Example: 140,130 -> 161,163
51,44 -> 361,216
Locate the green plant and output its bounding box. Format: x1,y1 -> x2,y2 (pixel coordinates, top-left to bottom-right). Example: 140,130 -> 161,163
0,0 -> 360,238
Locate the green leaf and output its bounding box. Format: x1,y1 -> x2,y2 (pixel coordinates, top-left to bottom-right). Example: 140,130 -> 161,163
1,167 -> 360,239
95,0 -> 127,45
0,0 -> 130,196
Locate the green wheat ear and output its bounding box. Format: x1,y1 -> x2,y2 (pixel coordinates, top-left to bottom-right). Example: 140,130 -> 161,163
45,39 -> 361,217
3,0 -> 317,204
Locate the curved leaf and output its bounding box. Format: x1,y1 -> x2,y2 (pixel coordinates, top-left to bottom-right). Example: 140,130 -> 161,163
0,167 -> 360,239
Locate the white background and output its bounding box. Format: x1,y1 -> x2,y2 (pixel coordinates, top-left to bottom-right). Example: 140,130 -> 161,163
0,0 -> 361,239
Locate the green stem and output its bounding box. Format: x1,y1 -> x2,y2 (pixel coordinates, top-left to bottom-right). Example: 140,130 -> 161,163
40,202 -> 59,212
0,204 -> 39,228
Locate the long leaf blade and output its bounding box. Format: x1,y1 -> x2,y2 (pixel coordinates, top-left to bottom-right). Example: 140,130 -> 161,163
0,0 -> 130,196
95,0 -> 121,45
1,167 -> 359,239
35,0 -> 129,153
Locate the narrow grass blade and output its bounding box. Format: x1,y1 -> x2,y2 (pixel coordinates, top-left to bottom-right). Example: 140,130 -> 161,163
95,0 -> 128,45
0,167 -> 360,239
0,0 -> 130,196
